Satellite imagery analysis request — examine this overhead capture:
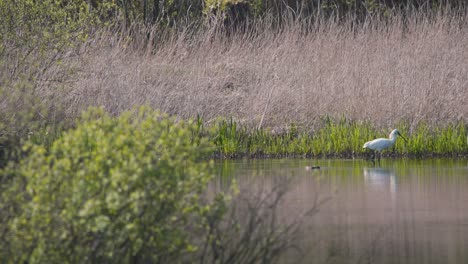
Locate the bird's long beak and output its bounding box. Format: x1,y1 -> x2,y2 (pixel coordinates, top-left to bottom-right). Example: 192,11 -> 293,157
397,132 -> 408,143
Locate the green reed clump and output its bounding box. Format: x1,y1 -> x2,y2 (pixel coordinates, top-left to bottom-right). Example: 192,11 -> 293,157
394,122 -> 467,156
208,117 -> 467,158
310,116 -> 377,156
212,118 -> 248,156
434,123 -> 467,154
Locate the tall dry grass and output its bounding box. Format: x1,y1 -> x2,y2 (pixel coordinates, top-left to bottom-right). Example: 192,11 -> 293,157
32,12 -> 468,130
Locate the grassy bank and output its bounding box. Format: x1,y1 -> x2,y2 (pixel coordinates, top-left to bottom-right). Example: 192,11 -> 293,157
1,114 -> 466,167
209,117 -> 467,158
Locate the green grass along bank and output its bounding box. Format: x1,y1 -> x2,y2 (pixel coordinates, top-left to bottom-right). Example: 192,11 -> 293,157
208,117 -> 467,159
1,111 -> 467,167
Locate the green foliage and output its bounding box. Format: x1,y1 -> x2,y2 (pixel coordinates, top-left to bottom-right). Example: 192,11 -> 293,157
207,117 -> 467,158
0,0 -> 111,56
321,0 -> 389,17
204,0 -> 247,13
395,122 -> 468,156
310,117 -> 376,156
213,118 -> 246,156
1,107 -> 227,263
107,0 -> 205,26
0,0 -> 114,82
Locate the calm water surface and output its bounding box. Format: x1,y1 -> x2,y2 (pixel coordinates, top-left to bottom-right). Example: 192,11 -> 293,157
214,158 -> 468,264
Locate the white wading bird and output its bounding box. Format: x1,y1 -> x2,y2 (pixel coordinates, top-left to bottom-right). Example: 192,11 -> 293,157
363,129 -> 407,161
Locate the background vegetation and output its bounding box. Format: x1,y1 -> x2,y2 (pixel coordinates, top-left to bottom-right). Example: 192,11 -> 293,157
1,0 -> 467,161
0,0 -> 467,262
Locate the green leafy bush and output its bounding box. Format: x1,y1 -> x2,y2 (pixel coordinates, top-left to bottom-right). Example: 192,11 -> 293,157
1,107 -> 223,263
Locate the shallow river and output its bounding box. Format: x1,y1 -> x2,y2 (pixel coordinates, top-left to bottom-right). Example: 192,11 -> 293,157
214,158 -> 468,264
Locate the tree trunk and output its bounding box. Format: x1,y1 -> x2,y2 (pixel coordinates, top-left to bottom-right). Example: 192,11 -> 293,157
143,0 -> 148,24
152,0 -> 160,23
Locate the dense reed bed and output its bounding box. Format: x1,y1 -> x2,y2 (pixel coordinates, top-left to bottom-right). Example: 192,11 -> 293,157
58,11 -> 468,129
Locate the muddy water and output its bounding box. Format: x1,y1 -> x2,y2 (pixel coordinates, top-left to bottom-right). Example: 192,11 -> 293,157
214,158 -> 468,264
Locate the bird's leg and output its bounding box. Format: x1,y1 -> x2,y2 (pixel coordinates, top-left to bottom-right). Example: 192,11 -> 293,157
365,150 -> 374,164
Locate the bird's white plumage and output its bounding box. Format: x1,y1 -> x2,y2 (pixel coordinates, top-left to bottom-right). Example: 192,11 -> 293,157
363,138 -> 394,151
363,129 -> 406,152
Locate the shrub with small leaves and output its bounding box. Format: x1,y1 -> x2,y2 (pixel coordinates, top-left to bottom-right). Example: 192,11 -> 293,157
1,107 -> 224,263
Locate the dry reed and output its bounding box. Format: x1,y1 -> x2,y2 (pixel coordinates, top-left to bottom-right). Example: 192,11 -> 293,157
34,11 -> 468,130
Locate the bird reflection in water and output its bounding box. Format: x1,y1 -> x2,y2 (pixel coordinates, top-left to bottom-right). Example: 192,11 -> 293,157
363,167 -> 397,202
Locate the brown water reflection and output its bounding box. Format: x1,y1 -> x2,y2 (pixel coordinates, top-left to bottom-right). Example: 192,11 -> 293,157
214,158 -> 468,264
